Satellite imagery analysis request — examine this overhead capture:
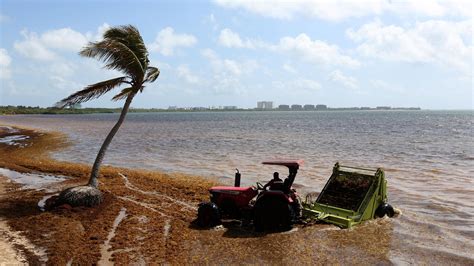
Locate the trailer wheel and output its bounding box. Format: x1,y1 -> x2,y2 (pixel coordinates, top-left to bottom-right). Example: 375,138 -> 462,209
197,202 -> 221,227
254,197 -> 293,232
375,203 -> 395,218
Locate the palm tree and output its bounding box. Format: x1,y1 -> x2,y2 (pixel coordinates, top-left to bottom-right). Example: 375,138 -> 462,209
54,25 -> 159,207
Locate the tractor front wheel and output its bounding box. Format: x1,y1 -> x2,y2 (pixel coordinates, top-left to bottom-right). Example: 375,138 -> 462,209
197,202 -> 221,227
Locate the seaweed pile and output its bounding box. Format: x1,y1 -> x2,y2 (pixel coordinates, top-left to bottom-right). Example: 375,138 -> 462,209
317,173 -> 374,211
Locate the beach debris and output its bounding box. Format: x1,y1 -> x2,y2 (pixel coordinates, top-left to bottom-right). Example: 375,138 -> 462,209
0,135 -> 30,147
38,193 -> 59,211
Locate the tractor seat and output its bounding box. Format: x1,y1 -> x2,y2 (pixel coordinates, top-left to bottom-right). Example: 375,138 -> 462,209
269,180 -> 284,191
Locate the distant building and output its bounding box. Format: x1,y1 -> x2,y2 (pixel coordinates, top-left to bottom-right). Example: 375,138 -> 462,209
360,107 -> 371,110
223,106 -> 237,110
168,106 -> 177,110
257,101 -> 273,110
278,104 -> 290,110
191,107 -> 208,111
316,104 -> 328,110
291,104 -> 303,110
303,104 -> 315,110
376,106 -> 391,110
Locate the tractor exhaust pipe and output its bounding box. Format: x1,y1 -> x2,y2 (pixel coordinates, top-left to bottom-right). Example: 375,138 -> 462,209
234,169 -> 241,187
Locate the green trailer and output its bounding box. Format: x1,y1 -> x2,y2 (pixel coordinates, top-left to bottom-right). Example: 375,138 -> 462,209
302,162 -> 395,228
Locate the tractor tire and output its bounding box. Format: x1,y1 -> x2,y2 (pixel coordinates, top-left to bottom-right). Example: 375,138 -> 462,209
197,202 -> 221,227
254,197 -> 293,232
292,198 -> 301,221
375,203 -> 395,218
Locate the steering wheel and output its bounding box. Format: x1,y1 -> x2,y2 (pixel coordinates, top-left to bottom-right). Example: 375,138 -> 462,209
256,182 -> 264,190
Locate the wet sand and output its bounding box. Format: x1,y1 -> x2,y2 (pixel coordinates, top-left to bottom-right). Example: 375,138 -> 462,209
0,125 -> 472,264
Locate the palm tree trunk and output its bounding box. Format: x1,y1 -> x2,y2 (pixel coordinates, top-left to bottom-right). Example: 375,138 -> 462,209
87,92 -> 136,188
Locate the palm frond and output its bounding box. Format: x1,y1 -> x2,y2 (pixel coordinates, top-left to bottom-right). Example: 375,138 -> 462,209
80,40 -> 144,79
103,25 -> 149,70
144,67 -> 160,83
111,87 -> 135,101
55,76 -> 128,108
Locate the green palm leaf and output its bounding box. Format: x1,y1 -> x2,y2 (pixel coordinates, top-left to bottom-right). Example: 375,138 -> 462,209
55,76 -> 128,108
145,67 -> 160,83
103,25 -> 149,69
80,40 -> 144,79
111,87 -> 134,101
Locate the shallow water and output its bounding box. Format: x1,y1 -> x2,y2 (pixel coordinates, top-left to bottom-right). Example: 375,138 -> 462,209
0,168 -> 67,192
1,110 -> 473,263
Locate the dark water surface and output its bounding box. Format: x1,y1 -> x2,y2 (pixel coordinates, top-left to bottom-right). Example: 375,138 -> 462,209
1,110 -> 473,263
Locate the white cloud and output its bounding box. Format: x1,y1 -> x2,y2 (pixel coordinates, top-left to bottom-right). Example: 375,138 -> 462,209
13,25 -> 107,61
0,49 -> 12,79
217,29 -> 359,68
41,28 -> 88,51
49,75 -> 83,91
282,63 -> 297,74
347,19 -> 473,73
214,0 -> 472,21
200,49 -> 259,95
201,48 -> 258,76
329,70 -> 358,89
14,30 -> 58,61
176,65 -> 200,84
93,23 -> 111,41
218,28 -> 263,49
273,33 -> 360,67
49,62 -> 77,77
149,27 -> 197,56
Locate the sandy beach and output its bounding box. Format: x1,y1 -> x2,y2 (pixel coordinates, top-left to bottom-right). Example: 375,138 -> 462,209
0,126 -> 221,264
0,176 -> 25,265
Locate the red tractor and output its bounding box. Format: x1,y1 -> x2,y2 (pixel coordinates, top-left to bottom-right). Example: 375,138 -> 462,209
197,159 -> 303,231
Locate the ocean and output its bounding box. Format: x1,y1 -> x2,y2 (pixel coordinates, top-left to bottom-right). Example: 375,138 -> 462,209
1,110 -> 473,262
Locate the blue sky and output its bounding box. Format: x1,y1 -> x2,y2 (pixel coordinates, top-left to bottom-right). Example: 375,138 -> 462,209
0,0 -> 472,109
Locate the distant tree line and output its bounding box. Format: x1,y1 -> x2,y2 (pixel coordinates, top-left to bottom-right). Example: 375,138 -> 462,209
0,105 -> 119,115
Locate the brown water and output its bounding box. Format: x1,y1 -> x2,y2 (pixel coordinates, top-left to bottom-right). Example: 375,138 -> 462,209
1,110 -> 473,263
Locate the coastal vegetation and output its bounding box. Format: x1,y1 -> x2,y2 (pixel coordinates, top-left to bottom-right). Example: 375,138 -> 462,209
0,105 -> 421,115
53,25 -> 159,207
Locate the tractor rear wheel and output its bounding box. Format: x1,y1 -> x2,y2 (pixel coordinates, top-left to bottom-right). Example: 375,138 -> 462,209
197,202 -> 221,227
254,197 -> 293,232
375,203 -> 395,218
